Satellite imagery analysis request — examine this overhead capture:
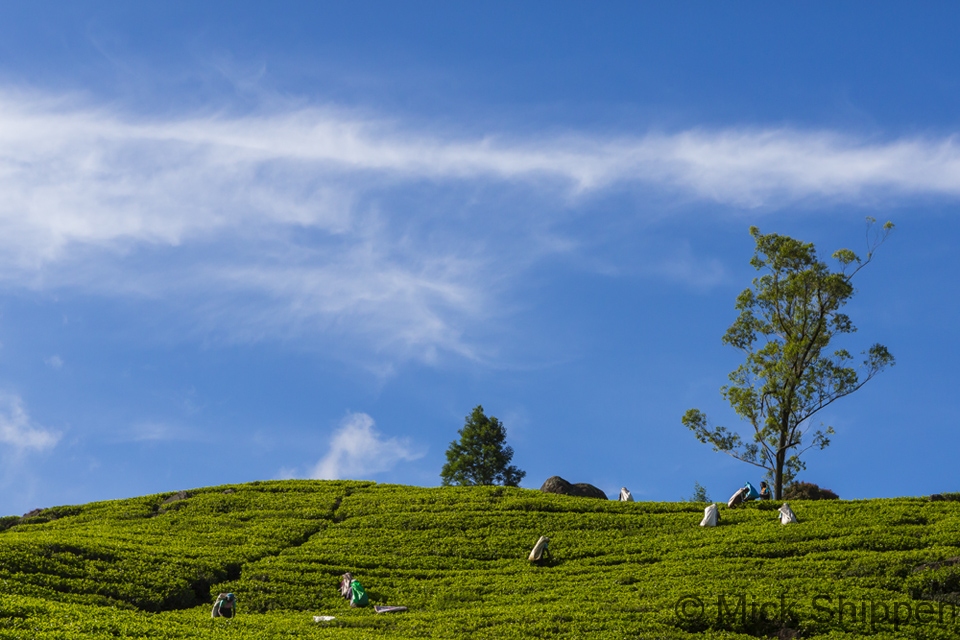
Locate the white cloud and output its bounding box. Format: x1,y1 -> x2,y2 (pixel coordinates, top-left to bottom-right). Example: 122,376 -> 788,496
310,412 -> 424,480
44,355 -> 63,369
2,89 -> 960,362
4,92 -> 960,269
635,129 -> 960,206
0,393 -> 60,452
4,93 -> 960,258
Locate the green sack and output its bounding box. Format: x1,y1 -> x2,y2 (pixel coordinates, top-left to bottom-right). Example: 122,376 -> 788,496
350,580 -> 369,607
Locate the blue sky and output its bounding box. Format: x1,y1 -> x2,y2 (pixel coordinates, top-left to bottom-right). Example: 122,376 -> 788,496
0,3 -> 958,514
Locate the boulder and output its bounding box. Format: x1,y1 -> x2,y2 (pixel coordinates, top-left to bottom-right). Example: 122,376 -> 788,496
161,490 -> 190,504
539,476 -> 607,499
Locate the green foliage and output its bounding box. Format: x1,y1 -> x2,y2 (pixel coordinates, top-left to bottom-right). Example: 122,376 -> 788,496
2,481 -> 960,638
685,482 -> 710,503
683,220 -> 895,499
904,560 -> 960,604
0,515 -> 20,531
440,405 -> 525,487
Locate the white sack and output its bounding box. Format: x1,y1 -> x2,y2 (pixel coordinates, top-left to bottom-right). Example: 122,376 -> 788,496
700,503 -> 719,527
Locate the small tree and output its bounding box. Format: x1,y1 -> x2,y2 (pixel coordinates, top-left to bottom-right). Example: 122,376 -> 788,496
686,482 -> 711,503
441,405 -> 525,487
683,220 -> 895,500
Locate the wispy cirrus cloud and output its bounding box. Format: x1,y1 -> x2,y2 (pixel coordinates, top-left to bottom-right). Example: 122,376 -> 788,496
5,91 -> 960,262
2,89 -> 960,362
310,412 -> 424,480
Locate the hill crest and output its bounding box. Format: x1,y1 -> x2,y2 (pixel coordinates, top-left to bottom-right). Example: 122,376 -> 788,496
1,480 -> 959,639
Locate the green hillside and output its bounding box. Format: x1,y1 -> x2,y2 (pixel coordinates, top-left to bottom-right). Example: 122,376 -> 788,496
1,481 -> 959,639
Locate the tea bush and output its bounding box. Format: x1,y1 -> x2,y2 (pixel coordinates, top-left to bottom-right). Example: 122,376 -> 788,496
1,481 -> 960,638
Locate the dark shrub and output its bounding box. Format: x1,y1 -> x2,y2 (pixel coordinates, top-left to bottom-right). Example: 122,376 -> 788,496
782,481 -> 839,500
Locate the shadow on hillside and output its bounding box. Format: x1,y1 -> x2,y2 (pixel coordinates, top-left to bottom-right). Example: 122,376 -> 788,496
529,557 -> 562,569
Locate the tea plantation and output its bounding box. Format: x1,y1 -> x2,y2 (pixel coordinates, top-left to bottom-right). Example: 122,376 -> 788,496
1,480 -> 959,639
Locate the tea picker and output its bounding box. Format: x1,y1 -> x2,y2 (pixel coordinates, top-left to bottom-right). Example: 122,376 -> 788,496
211,592 -> 236,619
528,535 -> 551,565
339,572 -> 369,608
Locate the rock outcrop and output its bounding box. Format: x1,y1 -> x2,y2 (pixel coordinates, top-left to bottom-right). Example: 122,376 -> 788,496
539,476 -> 607,499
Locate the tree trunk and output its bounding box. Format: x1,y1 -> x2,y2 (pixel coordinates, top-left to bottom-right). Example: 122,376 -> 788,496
774,430 -> 788,500
774,454 -> 784,500
774,408 -> 791,500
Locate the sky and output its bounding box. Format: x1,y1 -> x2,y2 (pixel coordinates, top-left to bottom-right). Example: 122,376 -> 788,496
0,2 -> 958,515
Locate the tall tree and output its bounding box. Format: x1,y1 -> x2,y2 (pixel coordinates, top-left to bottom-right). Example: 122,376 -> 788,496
682,220 -> 895,499
441,405 -> 525,487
